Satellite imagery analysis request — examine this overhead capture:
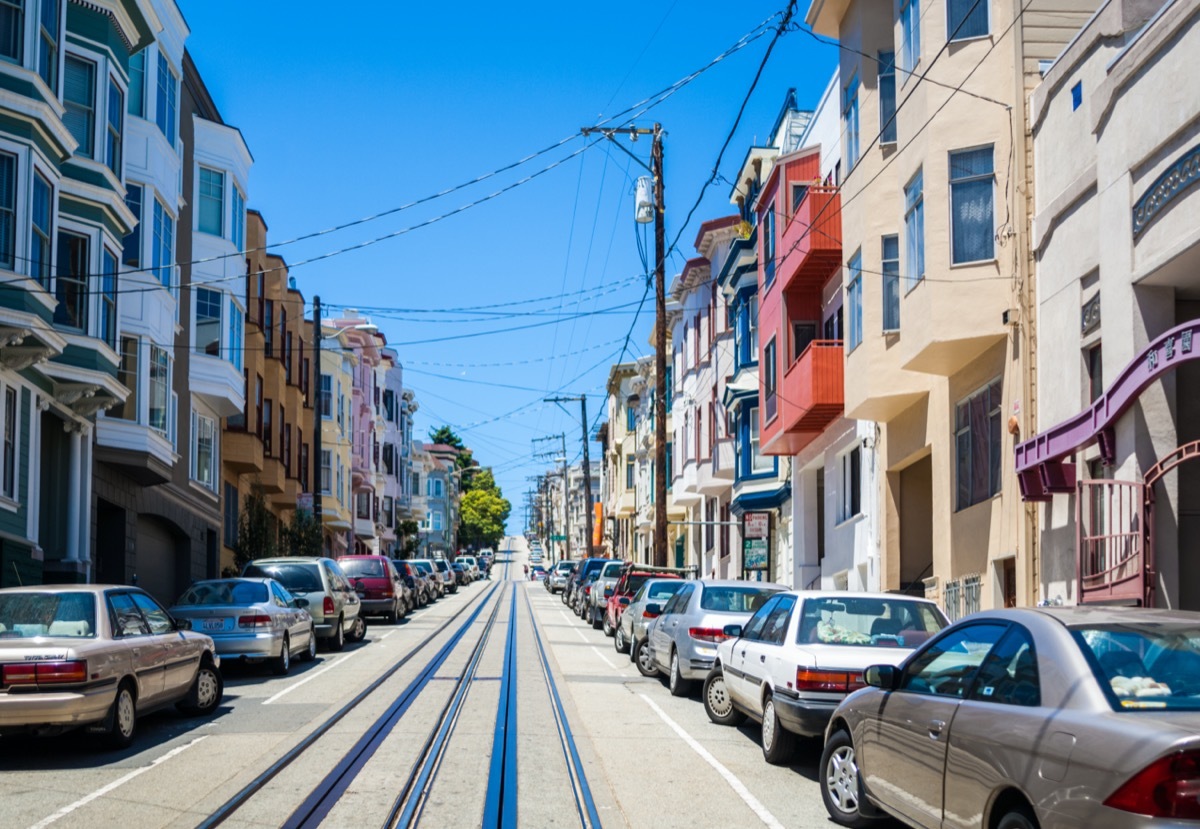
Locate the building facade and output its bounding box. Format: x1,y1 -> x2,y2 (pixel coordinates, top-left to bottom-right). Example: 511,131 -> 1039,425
603,362 -> 638,560
317,322 -> 353,554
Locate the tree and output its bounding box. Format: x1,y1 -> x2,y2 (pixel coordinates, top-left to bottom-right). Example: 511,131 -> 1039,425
397,519 -> 420,558
235,485 -> 276,572
459,488 -> 511,550
280,509 -> 322,557
428,426 -> 464,450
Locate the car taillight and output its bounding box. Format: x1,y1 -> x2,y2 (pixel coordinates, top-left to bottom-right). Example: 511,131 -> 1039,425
3,660 -> 87,686
688,627 -> 730,644
1105,750 -> 1200,819
380,584 -> 393,597
643,609 -> 659,618
795,668 -> 864,693
238,614 -> 272,629
323,596 -> 335,616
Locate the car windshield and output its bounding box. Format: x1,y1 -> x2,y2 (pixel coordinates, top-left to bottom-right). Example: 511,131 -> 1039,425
700,586 -> 781,613
796,597 -> 947,647
244,563 -> 322,593
176,581 -> 267,606
0,592 -> 97,638
434,561 -> 449,572
340,559 -> 386,577
413,562 -> 433,574
1074,623 -> 1200,711
556,561 -> 575,573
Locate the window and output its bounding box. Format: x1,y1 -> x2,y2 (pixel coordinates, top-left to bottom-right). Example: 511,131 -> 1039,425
411,471 -> 419,494
0,0 -> 22,64
904,169 -> 924,290
299,440 -> 309,492
901,624 -> 1007,698
382,496 -> 393,528
198,167 -> 224,236
882,235 -> 900,331
626,459 -> 635,490
64,56 -> 95,158
229,302 -> 243,372
948,0 -> 988,40
664,365 -> 673,410
838,445 -> 862,522
432,510 -> 443,532
54,230 -> 88,330
824,307 -> 843,341
356,492 -> 370,520
231,184 -> 245,252
900,0 -> 920,74
99,247 -> 117,349
847,251 -> 863,350
749,295 -> 759,356
114,336 -> 138,421
762,201 -> 775,286
749,406 -> 772,474
127,48 -> 144,117
319,374 -> 332,418
949,147 -> 995,264
105,78 -> 122,175
0,151 -> 13,270
281,409 -> 289,472
148,345 -> 169,434
843,73 -> 860,169
763,338 -> 777,422
152,196 -> 173,288
38,0 -> 57,90
284,333 -> 293,383
320,449 -> 332,494
2,385 -> 15,499
263,399 -> 272,455
955,378 -> 1002,510
626,403 -> 636,431
279,307 -> 287,369
256,271 -> 264,324
1071,81 -> 1082,111
263,300 -> 273,357
223,481 -> 238,548
1087,343 -> 1103,403
122,183 -> 141,267
192,412 -> 216,491
195,288 -> 221,356
666,442 -> 673,491
155,52 -> 176,146
879,52 -> 897,144
254,374 -> 263,436
130,592 -> 172,635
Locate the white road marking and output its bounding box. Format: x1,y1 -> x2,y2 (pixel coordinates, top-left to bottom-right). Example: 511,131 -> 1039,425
263,652 -> 356,705
378,630 -> 396,640
591,647 -> 616,669
639,694 -> 786,829
27,736 -> 208,829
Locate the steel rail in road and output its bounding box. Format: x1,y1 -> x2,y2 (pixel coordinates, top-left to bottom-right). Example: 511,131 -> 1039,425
481,585 -> 521,827
197,564 -> 507,829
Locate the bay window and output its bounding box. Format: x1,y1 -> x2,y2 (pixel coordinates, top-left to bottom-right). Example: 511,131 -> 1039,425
114,336 -> 138,421
31,170 -> 51,286
37,0 -> 57,91
155,52 -> 177,147
0,151 -> 13,270
148,344 -> 169,434
0,0 -> 22,63
195,287 -> 221,356
53,230 -> 87,330
64,55 -> 95,158
904,169 -> 925,290
126,48 -> 144,117
198,167 -> 223,236
847,251 -> 863,350
106,77 -> 122,176
229,301 -> 243,371
2,385 -> 16,500
192,411 -> 216,492
153,196 -> 173,288
122,183 -> 141,267
100,247 -> 117,349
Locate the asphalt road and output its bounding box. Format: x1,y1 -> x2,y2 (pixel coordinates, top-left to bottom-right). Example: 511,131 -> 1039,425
0,540 -> 843,829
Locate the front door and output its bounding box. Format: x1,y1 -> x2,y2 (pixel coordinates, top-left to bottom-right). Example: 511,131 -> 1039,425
108,591 -> 165,703
729,595 -> 778,710
651,584 -> 692,673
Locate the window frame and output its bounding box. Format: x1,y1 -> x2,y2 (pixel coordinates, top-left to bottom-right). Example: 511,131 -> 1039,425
900,0 -> 921,76
904,169 -> 925,292
0,382 -> 19,502
763,337 -> 777,423
847,250 -> 863,351
837,444 -> 862,523
191,410 -> 217,492
152,193 -> 174,290
882,234 -> 900,332
154,50 -> 178,148
63,52 -> 96,159
955,376 -> 1003,511
105,74 -> 122,176
53,226 -> 89,331
148,343 -> 170,435
197,166 -> 225,237
948,145 -> 996,265
946,0 -> 990,42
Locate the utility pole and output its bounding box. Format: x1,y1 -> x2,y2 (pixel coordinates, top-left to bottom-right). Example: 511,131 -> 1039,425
534,434 -> 568,560
545,393 -> 595,558
580,122 -> 666,566
312,296 -> 323,524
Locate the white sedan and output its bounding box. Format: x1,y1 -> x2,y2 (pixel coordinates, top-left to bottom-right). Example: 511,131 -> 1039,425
704,591 -> 948,764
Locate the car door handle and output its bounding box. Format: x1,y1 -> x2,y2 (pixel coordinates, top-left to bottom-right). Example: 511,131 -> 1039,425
740,650 -> 746,658
928,719 -> 946,739
760,654 -> 766,662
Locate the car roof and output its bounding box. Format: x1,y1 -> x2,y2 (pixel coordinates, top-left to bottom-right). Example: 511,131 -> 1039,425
247,557 -> 329,564
777,590 -> 942,605
0,584 -> 137,595
693,580 -> 788,589
974,606 -> 1200,627
338,554 -> 390,560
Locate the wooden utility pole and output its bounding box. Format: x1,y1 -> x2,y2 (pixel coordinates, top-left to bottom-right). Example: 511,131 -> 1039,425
312,295 -> 323,523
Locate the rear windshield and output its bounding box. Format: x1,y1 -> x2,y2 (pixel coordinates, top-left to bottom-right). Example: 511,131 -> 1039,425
0,592 -> 97,638
1074,623 -> 1200,711
601,562 -> 622,578
555,561 -> 575,573
413,562 -> 433,574
434,561 -> 449,572
641,581 -> 684,602
623,574 -> 655,595
244,563 -> 322,593
700,586 -> 781,613
339,559 -> 386,578
177,580 -> 267,606
797,597 -> 947,647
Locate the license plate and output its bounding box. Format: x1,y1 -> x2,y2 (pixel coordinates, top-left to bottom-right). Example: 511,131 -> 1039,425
201,618 -> 232,632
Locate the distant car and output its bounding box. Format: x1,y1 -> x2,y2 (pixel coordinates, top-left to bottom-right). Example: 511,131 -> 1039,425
547,560 -> 576,594
705,591 -> 948,764
338,555 -> 407,622
0,585 -> 222,748
644,580 -> 786,696
243,557 -> 365,651
410,560 -> 445,598
819,606 -> 1200,829
392,560 -> 432,607
458,556 -> 481,581
531,565 -> 547,581
568,559 -> 613,614
605,566 -> 682,638
170,578 -> 317,675
431,559 -> 458,594
585,561 -> 625,628
617,578 -> 686,664
451,562 -> 471,586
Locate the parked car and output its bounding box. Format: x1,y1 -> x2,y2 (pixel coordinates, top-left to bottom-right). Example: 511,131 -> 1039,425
705,591 -> 948,764
603,565 -> 682,637
562,560 -> 586,605
243,557 -> 365,651
547,560 -> 577,594
819,606 -> 1200,829
410,560 -> 445,599
392,560 -> 431,607
170,578 -> 317,675
431,559 -> 458,594
458,556 -> 481,581
583,561 -> 625,628
0,585 -> 222,748
643,580 -> 786,696
569,559 -> 613,614
338,555 -> 407,622
617,577 -> 686,663
573,570 -> 603,618
531,565 -> 547,581
451,562 -> 471,586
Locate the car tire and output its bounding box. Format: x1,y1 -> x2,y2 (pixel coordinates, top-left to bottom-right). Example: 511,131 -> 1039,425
668,650 -> 693,697
301,627 -> 318,661
102,681 -> 137,749
634,639 -> 658,677
591,607 -> 603,630
614,626 -> 627,654
348,615 -> 367,643
271,634 -> 291,676
997,807 -> 1039,829
703,668 -> 745,726
178,657 -> 223,716
327,616 -> 345,651
820,730 -> 875,828
603,614 -> 615,637
761,695 -> 796,765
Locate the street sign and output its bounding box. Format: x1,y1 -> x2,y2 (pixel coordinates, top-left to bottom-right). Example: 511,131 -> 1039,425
296,493 -> 313,515
743,538 -> 769,570
550,534 -> 566,542
743,511 -> 771,572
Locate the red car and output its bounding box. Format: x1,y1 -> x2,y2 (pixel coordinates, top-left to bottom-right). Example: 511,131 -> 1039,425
603,565 -> 682,637
338,555 -> 407,622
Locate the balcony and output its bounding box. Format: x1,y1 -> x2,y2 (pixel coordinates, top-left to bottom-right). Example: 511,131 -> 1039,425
94,419 -> 175,485
762,341 -> 844,456
778,187 -> 842,293
712,438 -> 736,481
223,431 -> 264,474
190,353 -> 245,418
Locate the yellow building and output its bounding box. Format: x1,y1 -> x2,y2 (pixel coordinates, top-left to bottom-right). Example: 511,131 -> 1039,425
317,324 -> 356,554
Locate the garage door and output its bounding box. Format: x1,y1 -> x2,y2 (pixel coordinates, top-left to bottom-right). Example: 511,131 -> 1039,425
135,515 -> 181,606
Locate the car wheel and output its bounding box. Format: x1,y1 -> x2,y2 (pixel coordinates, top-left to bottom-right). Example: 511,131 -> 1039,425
327,617 -> 345,651
603,614 -> 615,637
348,615 -> 367,642
703,668 -> 745,726
614,626 -> 627,654
761,695 -> 796,765
179,658 -> 223,716
271,635 -> 291,676
820,730 -> 875,828
591,607 -> 603,630
997,807 -> 1039,829
669,650 -> 693,697
103,682 -> 137,749
634,639 -> 658,677
302,627 -> 318,661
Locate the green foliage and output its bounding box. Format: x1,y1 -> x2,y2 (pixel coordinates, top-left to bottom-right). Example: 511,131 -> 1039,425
235,485 -> 276,572
280,509 -> 323,557
428,426 -> 464,450
397,519 -> 420,558
459,487 -> 511,550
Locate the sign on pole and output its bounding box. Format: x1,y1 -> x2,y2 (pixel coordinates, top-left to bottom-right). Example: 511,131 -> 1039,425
742,511 -> 771,572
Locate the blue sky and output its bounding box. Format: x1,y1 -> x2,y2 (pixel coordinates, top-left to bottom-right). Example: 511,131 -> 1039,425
178,1 -> 836,532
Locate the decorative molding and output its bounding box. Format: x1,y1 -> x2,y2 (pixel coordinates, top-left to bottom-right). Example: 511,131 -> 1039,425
1081,294 -> 1101,335
1132,143 -> 1200,239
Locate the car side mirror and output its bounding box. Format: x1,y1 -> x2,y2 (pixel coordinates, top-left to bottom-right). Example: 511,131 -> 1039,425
604,588 -> 614,598
644,603 -> 661,618
293,597 -> 309,608
618,597 -> 631,607
864,664 -> 898,690
722,624 -> 742,638
175,618 -> 192,631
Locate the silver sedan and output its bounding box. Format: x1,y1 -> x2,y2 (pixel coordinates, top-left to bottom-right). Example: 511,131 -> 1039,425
618,578 -> 685,663
821,606 -> 1200,829
170,578 -> 316,676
